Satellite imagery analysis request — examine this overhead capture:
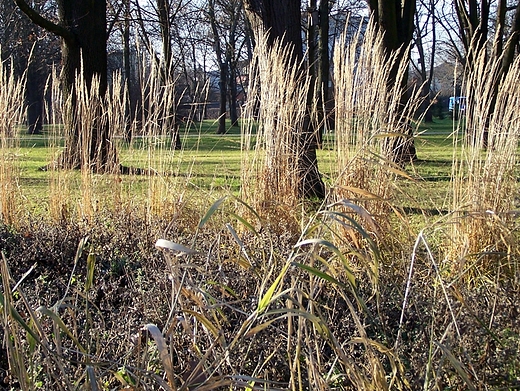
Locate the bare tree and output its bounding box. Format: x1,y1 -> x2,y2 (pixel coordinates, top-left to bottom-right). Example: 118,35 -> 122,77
412,0 -> 438,122
307,0 -> 330,146
133,0 -> 188,148
453,0 -> 520,144
208,0 -> 228,134
208,0 -> 246,133
14,0 -> 115,171
2,0 -> 59,134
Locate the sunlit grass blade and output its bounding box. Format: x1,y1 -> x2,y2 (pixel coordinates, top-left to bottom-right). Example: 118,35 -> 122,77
257,263 -> 290,314
85,252 -> 96,291
183,309 -> 226,347
198,196 -> 227,228
294,238 -> 357,288
155,239 -> 196,255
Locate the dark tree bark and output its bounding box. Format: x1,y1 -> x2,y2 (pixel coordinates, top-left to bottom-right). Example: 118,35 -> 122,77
245,0 -> 303,57
455,0 -> 489,67
217,61 -> 228,134
319,0 -> 330,137
1,3 -> 56,135
228,57 -> 239,127
26,59 -> 43,134
244,0 -> 325,199
367,0 -> 417,163
500,1 -> 520,75
226,1 -> 243,128
14,0 -> 115,172
122,0 -> 133,142
26,31 -> 45,134
208,0 -> 244,133
156,0 -> 182,149
307,0 -> 330,147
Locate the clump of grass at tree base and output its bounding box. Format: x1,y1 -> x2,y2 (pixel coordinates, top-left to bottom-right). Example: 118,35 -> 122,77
25,53 -> 242,225
1,21 -> 520,390
448,49 -> 520,279
241,29 -> 310,224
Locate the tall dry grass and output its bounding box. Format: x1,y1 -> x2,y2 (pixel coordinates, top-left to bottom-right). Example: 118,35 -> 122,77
241,30 -> 313,221
448,50 -> 520,275
150,197 -> 410,391
42,53 -> 200,226
46,67 -> 119,223
128,55 -> 196,221
0,55 -> 26,226
332,19 -> 424,219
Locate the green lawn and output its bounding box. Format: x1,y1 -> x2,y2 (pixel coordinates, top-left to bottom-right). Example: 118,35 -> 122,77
7,118 -> 461,215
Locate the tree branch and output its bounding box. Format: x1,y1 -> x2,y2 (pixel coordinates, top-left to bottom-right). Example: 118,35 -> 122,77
13,0 -> 75,43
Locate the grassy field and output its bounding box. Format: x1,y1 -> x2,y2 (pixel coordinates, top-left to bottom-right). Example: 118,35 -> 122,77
12,117 -> 458,214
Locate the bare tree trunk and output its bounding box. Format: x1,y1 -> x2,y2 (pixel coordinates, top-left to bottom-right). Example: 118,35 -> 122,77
217,61 -> 228,134
455,0 -> 520,147
208,0 -> 227,134
319,0 -> 330,139
156,0 -> 181,149
59,0 -> 112,171
123,0 -> 133,142
227,1 -> 243,128
414,0 -> 437,123
26,56 -> 43,134
228,59 -> 239,127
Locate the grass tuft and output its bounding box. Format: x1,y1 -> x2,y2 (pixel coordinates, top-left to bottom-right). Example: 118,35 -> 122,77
448,50 -> 520,278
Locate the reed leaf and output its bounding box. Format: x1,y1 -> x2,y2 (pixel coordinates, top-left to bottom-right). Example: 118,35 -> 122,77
294,238 -> 357,288
143,323 -> 177,391
435,342 -> 477,391
36,306 -> 86,354
198,196 -> 227,228
85,252 -> 96,292
155,239 -> 196,255
183,309 -> 227,347
257,263 -> 290,314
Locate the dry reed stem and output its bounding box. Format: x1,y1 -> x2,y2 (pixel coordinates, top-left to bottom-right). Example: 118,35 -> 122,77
42,51 -> 199,224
